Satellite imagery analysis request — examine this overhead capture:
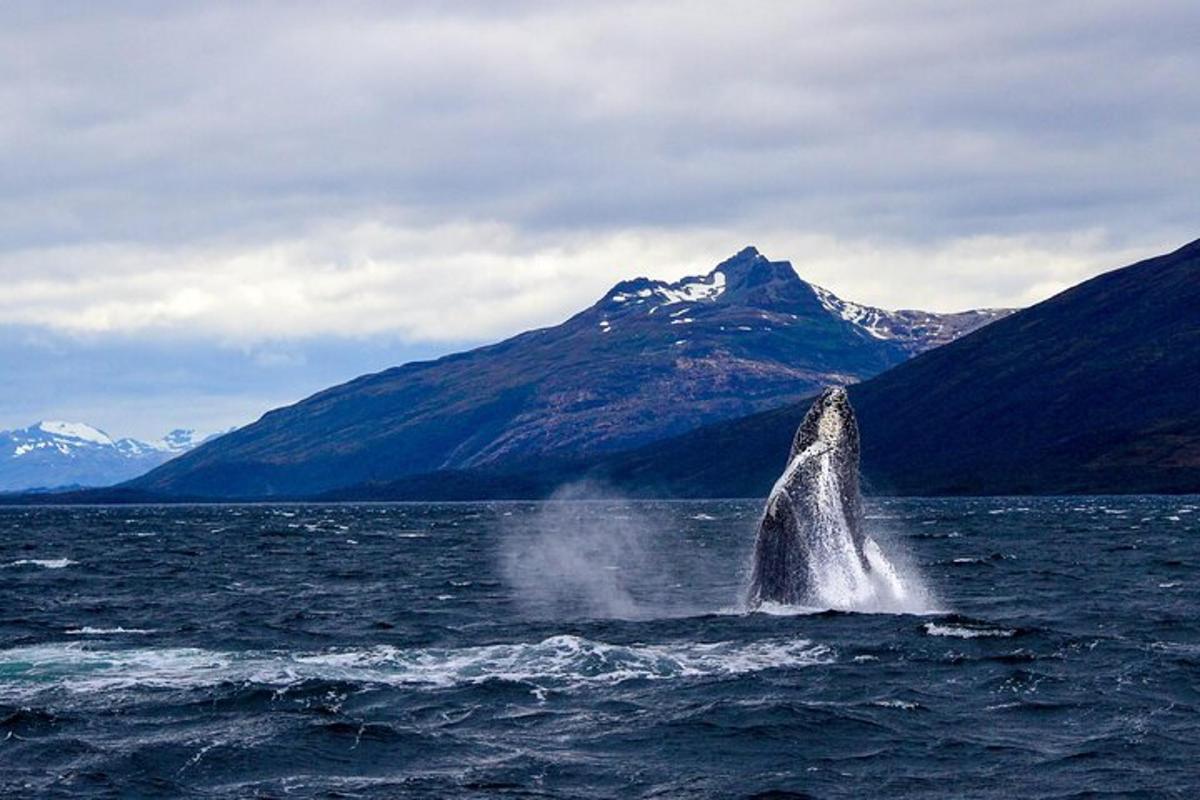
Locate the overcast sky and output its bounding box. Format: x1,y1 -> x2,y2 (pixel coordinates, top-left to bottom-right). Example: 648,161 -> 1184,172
2,1 -> 1198,438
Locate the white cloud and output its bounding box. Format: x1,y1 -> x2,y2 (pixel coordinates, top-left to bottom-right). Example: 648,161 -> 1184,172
0,1 -> 1195,342
0,220 -> 1160,343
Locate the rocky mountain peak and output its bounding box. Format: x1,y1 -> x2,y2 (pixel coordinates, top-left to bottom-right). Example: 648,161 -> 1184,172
708,246 -> 801,295
596,246 -> 805,317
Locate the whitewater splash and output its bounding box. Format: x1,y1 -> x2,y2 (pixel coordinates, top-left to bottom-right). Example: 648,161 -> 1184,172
747,387 -> 933,614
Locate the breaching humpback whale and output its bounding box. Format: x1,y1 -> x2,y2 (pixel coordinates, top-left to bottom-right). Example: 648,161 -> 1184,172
747,386 -> 871,608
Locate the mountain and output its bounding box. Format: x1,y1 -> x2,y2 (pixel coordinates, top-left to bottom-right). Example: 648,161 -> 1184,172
129,247 -> 1011,499
0,422 -> 211,492
507,236 -> 1199,498
850,236 -> 1200,494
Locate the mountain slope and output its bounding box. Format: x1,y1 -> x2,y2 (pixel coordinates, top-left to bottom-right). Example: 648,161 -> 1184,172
543,237 -> 1200,497
851,236 -> 1200,494
0,422 -> 210,492
129,247 -> 1010,498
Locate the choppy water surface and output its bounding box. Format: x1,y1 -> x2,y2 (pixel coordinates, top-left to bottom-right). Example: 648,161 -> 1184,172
1,497 -> 1197,798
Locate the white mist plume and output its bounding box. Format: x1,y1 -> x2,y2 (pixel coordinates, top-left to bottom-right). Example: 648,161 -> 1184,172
499,482 -> 688,620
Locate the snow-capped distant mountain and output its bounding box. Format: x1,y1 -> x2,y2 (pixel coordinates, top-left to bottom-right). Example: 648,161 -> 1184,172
0,421 -> 223,492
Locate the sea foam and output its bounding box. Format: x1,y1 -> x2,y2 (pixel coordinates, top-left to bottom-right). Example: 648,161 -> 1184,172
4,558 -> 76,569
0,635 -> 834,698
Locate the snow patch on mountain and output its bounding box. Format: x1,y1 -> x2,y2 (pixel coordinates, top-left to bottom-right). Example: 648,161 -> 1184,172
608,271 -> 727,309
811,284 -> 1014,353
812,286 -> 900,340
655,271 -> 727,305
158,429 -> 207,453
36,421 -> 114,446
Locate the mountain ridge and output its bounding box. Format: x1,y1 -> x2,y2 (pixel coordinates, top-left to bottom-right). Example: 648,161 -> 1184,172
292,237 -> 1200,500
126,246 -> 1012,499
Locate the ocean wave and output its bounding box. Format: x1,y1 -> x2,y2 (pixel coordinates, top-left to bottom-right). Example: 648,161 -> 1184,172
871,699 -> 922,710
750,601 -> 830,616
749,599 -> 946,618
0,635 -> 833,697
3,558 -> 76,569
923,622 -> 1017,639
938,553 -> 1013,566
65,627 -> 157,636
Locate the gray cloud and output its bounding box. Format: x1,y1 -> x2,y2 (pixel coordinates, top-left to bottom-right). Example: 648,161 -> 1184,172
0,1 -> 1197,428
4,2 -> 1197,250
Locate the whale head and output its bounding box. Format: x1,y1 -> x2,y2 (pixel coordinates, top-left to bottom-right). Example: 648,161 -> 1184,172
789,386 -> 858,465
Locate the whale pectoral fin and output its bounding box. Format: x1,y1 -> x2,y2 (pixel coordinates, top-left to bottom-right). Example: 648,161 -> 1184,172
749,491 -> 800,606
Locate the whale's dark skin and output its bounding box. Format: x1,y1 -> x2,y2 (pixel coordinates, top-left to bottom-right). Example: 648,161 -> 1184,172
747,387 -> 869,607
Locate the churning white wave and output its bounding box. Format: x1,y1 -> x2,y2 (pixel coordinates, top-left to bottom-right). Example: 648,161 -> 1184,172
923,622 -> 1016,639
4,558 -> 76,569
0,635 -> 834,697
750,601 -> 830,616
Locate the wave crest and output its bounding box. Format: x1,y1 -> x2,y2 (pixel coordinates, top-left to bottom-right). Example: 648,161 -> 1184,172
0,635 -> 834,697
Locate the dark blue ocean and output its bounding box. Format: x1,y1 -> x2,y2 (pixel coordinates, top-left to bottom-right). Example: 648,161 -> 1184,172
1,497 -> 1197,798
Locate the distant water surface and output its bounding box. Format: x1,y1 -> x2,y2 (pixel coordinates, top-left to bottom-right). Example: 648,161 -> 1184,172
1,497 -> 1197,798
